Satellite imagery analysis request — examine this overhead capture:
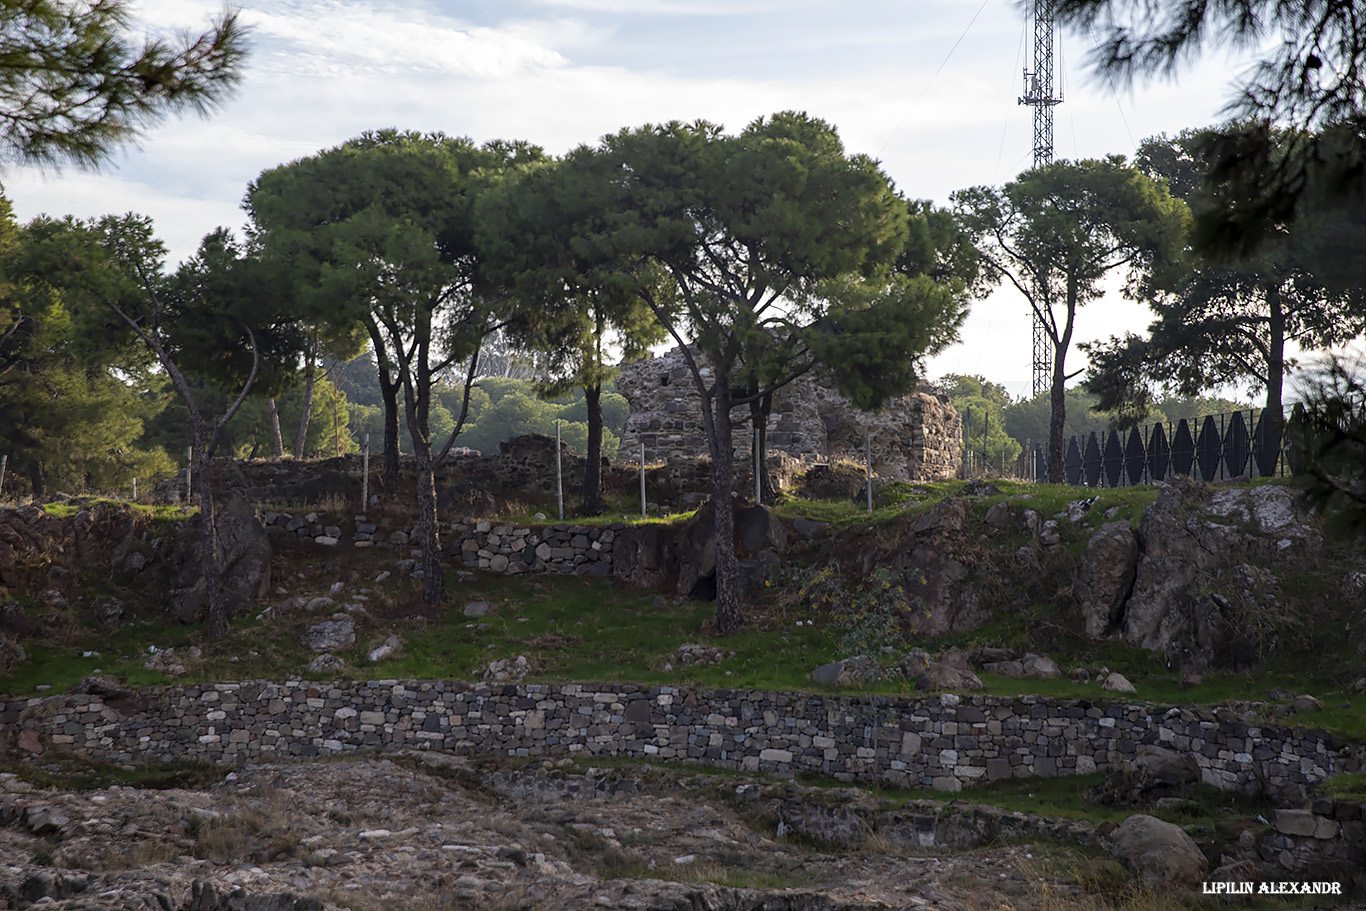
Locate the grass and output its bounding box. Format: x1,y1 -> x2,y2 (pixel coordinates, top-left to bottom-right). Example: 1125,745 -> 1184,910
39,499 -> 193,521
0,754 -> 223,791
1317,772 -> 1366,801
5,476 -> 1364,735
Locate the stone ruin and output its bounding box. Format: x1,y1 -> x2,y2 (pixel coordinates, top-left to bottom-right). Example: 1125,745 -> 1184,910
616,346 -> 962,481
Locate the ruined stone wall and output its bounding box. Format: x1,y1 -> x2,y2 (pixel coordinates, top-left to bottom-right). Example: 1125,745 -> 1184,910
2,684 -> 1356,797
616,347 -> 962,481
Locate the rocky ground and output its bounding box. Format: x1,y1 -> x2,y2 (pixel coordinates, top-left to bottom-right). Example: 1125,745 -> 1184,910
0,754 -> 1125,911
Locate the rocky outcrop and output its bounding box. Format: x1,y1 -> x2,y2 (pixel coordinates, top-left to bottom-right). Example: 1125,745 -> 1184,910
167,493 -> 272,624
0,758 -> 1105,911
886,499 -> 988,636
1073,521 -> 1138,639
0,506 -> 70,589
611,500 -> 784,599
1120,477 -> 1322,669
1,503 -> 173,606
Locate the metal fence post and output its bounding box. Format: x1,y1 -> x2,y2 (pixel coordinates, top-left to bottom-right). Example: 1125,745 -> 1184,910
866,433 -> 873,515
555,420 -> 564,521
753,425 -> 761,505
639,442 -> 646,520
362,433 -> 370,512
0,453 -> 6,499
962,406 -> 971,480
185,447 -> 192,504
982,412 -> 990,474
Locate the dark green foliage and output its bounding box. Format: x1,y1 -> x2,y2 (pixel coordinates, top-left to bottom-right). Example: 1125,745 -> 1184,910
938,374 -> 1022,464
953,158 -> 1189,481
0,206 -> 177,498
248,130 -> 546,604
0,0 -> 248,168
1056,0 -> 1366,261
1296,359 -> 1366,536
557,112 -> 968,628
1084,129 -> 1366,423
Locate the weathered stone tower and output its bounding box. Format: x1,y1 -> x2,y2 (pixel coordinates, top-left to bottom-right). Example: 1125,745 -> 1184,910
616,347 -> 962,481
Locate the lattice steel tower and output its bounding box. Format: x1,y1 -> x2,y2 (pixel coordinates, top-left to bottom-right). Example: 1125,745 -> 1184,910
1018,0 -> 1063,395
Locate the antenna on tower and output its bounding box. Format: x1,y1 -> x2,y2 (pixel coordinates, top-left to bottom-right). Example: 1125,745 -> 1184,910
1018,0 -> 1063,395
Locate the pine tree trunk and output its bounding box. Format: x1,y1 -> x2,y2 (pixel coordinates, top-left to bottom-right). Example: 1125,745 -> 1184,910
194,440 -> 229,637
1047,365 -> 1067,484
414,441 -> 444,605
27,461 -> 45,502
267,398 -> 284,458
380,373 -> 401,493
750,392 -> 778,502
1267,290 -> 1286,417
367,323 -> 402,494
581,384 -> 605,516
404,341 -> 444,607
712,382 -> 742,632
1046,285 -> 1079,485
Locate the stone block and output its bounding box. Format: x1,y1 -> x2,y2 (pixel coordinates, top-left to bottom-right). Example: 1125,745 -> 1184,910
1274,809 -> 1317,837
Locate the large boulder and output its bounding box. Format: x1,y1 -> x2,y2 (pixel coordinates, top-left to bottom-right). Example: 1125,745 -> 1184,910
916,662 -> 984,692
611,499 -> 776,601
1073,521 -> 1138,639
736,504 -> 787,555
610,522 -> 676,589
1120,478 -> 1321,669
300,615 -> 356,653
673,500 -> 719,599
885,498 -> 988,636
1105,814 -> 1207,890
167,492 -> 272,624
1090,745 -> 1201,808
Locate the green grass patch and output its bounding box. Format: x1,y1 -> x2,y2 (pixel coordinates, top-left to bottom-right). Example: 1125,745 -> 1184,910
0,755 -> 223,791
40,500 -> 193,521
364,572 -> 838,690
1317,772 -> 1366,801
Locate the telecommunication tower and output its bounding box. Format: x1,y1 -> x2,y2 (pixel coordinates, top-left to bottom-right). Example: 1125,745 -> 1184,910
1018,0 -> 1062,396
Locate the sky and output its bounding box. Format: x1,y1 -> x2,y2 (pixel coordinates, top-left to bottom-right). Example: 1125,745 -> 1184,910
5,0 -> 1268,399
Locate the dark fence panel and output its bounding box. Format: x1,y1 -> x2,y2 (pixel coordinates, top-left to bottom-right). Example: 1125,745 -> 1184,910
1038,406 -> 1302,488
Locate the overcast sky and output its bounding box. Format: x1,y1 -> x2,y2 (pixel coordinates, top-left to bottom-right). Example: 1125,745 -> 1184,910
6,0 -> 1264,398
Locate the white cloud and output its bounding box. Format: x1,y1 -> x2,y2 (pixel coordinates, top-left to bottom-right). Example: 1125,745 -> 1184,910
3,0 -> 1278,389
526,0 -> 814,15
240,2 -> 568,79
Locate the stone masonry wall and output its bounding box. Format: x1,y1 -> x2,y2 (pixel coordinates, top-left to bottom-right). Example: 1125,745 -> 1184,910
452,521 -> 617,576
616,347 -> 963,482
1264,799 -> 1366,882
2,684 -> 1357,797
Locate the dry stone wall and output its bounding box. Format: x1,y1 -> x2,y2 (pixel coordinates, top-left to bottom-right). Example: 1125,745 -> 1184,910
1264,799 -> 1366,883
2,684 -> 1357,798
453,521 -> 617,576
616,347 -> 963,481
